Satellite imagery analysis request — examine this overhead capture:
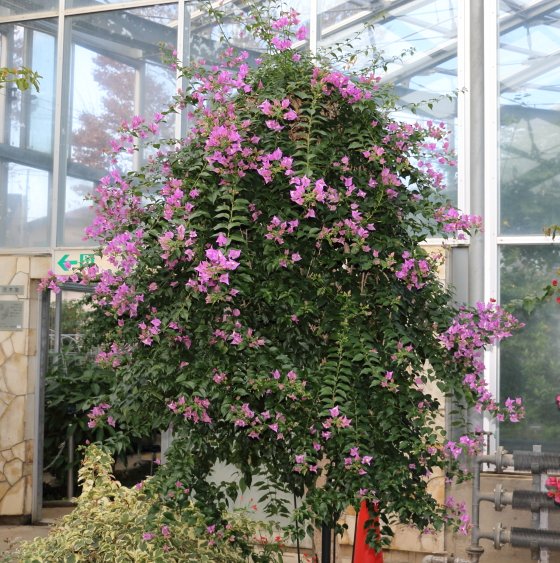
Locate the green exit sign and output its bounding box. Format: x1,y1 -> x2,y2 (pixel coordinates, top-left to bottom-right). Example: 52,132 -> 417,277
57,253 -> 95,272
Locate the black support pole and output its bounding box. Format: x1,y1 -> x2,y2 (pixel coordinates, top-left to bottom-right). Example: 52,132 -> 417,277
322,522 -> 331,563
294,491 -> 301,563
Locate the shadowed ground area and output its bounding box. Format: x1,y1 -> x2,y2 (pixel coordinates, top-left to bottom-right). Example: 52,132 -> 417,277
0,506 -> 74,554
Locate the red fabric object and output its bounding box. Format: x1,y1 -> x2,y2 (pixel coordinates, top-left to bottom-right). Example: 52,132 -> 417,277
352,501 -> 384,563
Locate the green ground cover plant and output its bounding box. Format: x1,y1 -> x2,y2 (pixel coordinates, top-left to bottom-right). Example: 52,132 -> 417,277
2,445 -> 281,563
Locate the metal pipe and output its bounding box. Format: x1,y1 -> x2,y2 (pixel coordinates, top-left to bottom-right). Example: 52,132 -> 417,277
510,528 -> 560,550
466,447 -> 513,562
541,470 -> 550,563
293,491 -> 301,563
422,556 -> 470,563
466,450 -> 484,562
531,445 -> 541,560
66,432 -> 74,499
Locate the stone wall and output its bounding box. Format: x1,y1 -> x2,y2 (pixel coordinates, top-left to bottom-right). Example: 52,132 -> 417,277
0,255 -> 50,523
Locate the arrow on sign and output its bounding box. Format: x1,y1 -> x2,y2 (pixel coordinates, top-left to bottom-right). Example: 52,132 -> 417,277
57,254 -> 78,272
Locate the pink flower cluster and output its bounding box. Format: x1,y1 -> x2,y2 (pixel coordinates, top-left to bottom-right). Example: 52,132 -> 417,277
212,369 -> 227,384
439,302 -> 524,421
225,369 -> 309,439
265,216 -> 298,244
545,476 -> 560,503
142,524 -> 173,550
258,98 -> 299,123
210,313 -> 265,348
343,447 -> 373,475
293,452 -> 318,474
434,205 -> 483,239
187,247 -> 241,304
444,496 -> 471,534
84,170 -> 143,249
445,432 -> 485,458
380,371 -> 398,392
87,403 -> 114,429
321,405 -> 352,440
271,9 -> 301,30
95,342 -> 131,368
311,68 -> 373,104
167,396 -> 212,423
394,251 -> 432,290
205,521 -> 236,546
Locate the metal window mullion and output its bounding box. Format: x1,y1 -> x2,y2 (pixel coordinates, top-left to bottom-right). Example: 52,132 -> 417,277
0,31 -> 8,144
457,0 -> 470,215
309,0 -> 317,55
497,236 -> 560,245
54,290 -> 62,353
0,30 -> 8,249
482,0 -> 499,452
175,0 -> 187,140
21,26 -> 34,150
64,0 -> 178,17
0,12 -> 58,25
50,0 -> 68,248
133,64 -> 145,171
31,286 -> 51,523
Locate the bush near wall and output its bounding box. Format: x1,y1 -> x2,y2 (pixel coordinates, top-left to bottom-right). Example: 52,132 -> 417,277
2,445 -> 282,563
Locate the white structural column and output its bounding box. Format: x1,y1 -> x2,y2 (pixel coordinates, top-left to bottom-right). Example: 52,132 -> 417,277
50,0 -> 67,246
174,0 -> 187,141
466,0 -> 486,443
482,0 -> 499,448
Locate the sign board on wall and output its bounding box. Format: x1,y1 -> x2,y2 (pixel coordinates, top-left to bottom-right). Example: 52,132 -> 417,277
52,250 -> 112,276
0,285 -> 24,295
0,301 -> 24,331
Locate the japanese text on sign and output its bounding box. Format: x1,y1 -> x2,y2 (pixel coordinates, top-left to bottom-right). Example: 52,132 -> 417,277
0,285 -> 24,295
0,301 -> 24,331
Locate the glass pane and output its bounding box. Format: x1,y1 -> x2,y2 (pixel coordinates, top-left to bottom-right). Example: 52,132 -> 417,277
188,1 -> 268,68
318,0 -> 459,206
0,19 -> 57,248
500,245 -> 560,453
64,176 -> 95,247
29,27 -> 57,152
0,0 -> 57,18
1,162 -> 50,247
49,290 -> 90,354
60,4 -> 178,246
500,1 -> 560,235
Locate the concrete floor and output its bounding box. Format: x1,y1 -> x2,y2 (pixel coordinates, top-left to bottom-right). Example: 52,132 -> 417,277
0,506 -> 74,555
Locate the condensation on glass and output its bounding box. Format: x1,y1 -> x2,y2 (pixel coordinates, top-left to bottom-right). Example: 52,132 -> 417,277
499,0 -> 560,235
0,18 -> 57,247
499,245 -> 560,453
318,0 -> 459,205
60,3 -> 179,246
0,0 -> 57,18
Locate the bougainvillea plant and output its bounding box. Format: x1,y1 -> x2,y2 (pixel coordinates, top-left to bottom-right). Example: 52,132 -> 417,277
40,1 -> 525,550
